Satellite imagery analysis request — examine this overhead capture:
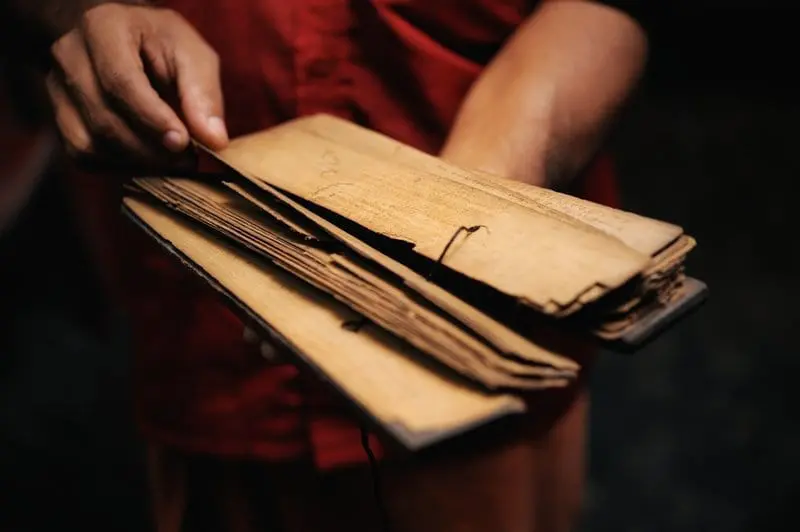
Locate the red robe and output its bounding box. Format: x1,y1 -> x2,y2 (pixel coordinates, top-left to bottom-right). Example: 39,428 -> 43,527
60,0 -> 621,470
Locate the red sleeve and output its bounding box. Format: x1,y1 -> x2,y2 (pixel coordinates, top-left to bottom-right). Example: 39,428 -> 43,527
576,154 -> 620,209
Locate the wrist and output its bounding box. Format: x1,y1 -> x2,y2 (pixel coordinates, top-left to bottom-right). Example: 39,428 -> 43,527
440,68 -> 557,188
440,104 -> 551,188
440,139 -> 548,188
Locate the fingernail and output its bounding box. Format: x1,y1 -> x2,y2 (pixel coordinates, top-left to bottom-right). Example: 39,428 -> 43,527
260,342 -> 277,362
163,130 -> 187,152
207,117 -> 228,144
243,327 -> 258,344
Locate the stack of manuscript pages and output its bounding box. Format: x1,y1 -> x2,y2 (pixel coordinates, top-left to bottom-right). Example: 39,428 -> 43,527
123,115 -> 706,449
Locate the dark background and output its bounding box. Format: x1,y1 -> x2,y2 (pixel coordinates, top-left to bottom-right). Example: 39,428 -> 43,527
584,4 -> 800,531
1,4 -> 798,531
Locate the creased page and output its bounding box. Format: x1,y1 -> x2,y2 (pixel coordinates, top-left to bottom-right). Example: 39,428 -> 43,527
216,118 -> 651,314
123,198 -> 527,449
293,114 -> 684,257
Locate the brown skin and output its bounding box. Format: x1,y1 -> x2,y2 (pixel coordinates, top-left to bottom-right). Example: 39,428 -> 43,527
12,0 -> 646,530
39,2 -> 228,167
442,0 -> 647,187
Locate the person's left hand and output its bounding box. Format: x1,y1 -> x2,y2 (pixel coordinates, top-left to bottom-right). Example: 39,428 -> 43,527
242,326 -> 286,364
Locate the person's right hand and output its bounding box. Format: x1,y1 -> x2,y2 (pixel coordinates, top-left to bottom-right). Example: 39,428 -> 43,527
45,3 -> 229,169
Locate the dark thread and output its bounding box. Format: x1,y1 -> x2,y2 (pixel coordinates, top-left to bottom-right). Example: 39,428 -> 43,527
342,317 -> 368,332
427,225 -> 487,279
361,426 -> 392,532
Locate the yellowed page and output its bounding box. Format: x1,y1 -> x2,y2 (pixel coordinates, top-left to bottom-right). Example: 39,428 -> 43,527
295,114 -> 684,257
221,179 -> 583,368
132,178 -> 576,388
216,118 -> 651,314
123,197 -> 528,448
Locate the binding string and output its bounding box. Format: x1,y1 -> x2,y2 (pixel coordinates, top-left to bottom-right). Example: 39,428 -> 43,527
361,425 -> 393,532
345,224 -> 486,531
341,317 -> 368,332
427,225 -> 487,279
339,321 -> 389,528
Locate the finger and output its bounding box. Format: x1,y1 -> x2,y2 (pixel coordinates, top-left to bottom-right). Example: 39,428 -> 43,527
242,326 -> 285,364
54,35 -> 171,162
173,41 -> 228,149
242,326 -> 259,345
259,342 -> 286,364
47,74 -> 156,173
46,71 -> 95,160
259,342 -> 276,361
80,22 -> 190,153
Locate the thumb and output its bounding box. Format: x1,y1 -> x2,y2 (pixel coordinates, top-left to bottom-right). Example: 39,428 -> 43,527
174,49 -> 228,150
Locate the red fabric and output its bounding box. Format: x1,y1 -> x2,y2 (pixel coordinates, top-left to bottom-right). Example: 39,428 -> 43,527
0,83 -> 39,186
0,78 -> 49,228
68,0 -> 621,470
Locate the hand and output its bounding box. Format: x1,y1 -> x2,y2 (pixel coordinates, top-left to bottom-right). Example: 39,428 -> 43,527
242,326 -> 286,364
45,3 -> 228,169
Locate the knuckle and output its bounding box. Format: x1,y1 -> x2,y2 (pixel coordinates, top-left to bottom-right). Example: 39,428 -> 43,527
98,70 -> 135,98
155,7 -> 190,33
204,44 -> 219,62
59,72 -> 87,101
78,8 -> 100,30
159,8 -> 186,24
80,3 -> 116,28
207,48 -> 220,68
87,113 -> 117,139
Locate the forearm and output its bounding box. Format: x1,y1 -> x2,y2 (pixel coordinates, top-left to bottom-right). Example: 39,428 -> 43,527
441,0 -> 647,187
